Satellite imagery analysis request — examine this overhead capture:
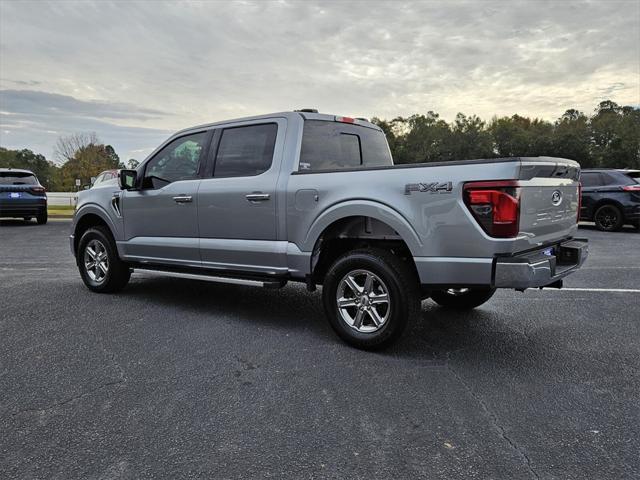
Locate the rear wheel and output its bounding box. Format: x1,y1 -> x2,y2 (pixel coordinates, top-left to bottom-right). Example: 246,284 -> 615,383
430,287 -> 495,310
36,210 -> 47,225
594,204 -> 623,232
322,248 -> 420,350
77,226 -> 130,293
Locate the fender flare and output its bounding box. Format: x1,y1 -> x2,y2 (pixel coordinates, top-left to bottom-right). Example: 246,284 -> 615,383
74,203 -> 121,240
302,200 -> 423,255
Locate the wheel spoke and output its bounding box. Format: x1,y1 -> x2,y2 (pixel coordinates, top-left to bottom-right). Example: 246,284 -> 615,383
363,273 -> 374,294
353,308 -> 365,329
369,292 -> 389,305
97,261 -> 108,275
86,246 -> 97,260
367,307 -> 383,327
338,297 -> 357,308
344,275 -> 362,295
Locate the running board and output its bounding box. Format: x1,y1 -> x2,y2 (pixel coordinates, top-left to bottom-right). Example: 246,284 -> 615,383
134,268 -> 287,289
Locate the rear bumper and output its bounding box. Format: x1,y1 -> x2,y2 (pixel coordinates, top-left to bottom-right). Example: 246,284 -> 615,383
0,200 -> 46,217
493,238 -> 588,289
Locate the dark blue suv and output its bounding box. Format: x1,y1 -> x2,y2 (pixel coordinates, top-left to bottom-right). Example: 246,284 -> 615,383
0,168 -> 48,224
580,169 -> 640,231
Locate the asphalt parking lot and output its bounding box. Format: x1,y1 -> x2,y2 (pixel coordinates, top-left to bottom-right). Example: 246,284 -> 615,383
1,220 -> 638,479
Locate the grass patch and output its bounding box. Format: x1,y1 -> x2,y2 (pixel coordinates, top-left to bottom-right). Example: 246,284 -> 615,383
48,205 -> 75,216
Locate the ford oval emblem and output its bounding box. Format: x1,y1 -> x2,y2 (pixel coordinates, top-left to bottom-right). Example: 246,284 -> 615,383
551,190 -> 563,206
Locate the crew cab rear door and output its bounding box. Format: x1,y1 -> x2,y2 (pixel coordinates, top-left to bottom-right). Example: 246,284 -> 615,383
197,118 -> 287,274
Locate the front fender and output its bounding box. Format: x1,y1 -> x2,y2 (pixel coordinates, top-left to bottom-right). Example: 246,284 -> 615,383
72,202 -> 122,249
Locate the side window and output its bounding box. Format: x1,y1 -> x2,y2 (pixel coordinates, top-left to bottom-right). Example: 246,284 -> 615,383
143,132 -> 207,189
299,120 -> 393,171
214,124 -> 277,178
580,173 -> 602,188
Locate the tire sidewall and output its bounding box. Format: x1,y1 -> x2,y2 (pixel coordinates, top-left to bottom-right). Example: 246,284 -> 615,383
595,204 -> 622,231
322,251 -> 410,348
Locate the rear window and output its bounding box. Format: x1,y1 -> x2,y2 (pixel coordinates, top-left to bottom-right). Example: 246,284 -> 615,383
0,172 -> 38,185
299,120 -> 392,172
624,171 -> 640,183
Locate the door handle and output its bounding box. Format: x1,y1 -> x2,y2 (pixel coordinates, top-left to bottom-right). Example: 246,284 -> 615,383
245,193 -> 270,202
173,195 -> 193,203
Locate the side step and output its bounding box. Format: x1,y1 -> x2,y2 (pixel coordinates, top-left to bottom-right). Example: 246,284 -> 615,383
134,268 -> 287,289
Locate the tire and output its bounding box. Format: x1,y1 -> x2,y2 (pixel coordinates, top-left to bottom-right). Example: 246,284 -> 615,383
594,204 -> 623,232
430,288 -> 496,310
322,248 -> 421,350
77,226 -> 130,293
36,210 -> 47,225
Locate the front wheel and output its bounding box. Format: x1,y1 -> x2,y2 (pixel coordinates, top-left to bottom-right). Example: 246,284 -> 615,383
77,226 -> 130,293
322,248 -> 420,350
594,204 -> 623,232
430,288 -> 496,310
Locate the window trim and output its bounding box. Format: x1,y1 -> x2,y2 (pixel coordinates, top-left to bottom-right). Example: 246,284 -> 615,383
209,122 -> 279,179
139,129 -> 213,189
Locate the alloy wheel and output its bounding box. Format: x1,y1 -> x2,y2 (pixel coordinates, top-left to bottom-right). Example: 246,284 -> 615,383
84,239 -> 109,283
336,269 -> 391,333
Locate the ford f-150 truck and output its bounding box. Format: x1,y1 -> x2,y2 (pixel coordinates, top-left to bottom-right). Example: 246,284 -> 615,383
70,110 -> 588,349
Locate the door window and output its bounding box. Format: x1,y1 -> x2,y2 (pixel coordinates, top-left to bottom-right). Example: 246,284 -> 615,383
143,132 -> 207,189
580,173 -> 603,187
213,123 -> 277,178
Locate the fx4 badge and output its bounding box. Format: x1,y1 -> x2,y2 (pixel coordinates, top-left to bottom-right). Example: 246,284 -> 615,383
405,182 -> 453,195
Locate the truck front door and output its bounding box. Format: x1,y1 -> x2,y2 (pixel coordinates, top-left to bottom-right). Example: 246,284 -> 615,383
121,130 -> 210,266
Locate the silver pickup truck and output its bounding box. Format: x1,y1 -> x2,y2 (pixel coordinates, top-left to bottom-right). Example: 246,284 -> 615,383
70,110 -> 588,349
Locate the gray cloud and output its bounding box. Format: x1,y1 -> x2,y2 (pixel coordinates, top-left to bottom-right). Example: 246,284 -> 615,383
0,0 -> 638,161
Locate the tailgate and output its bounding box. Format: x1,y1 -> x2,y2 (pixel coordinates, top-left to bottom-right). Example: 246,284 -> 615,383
517,157 -> 580,247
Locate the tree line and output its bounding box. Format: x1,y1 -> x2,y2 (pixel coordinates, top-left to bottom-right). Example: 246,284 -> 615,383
0,132 -> 139,190
373,100 -> 639,168
1,99 -> 638,190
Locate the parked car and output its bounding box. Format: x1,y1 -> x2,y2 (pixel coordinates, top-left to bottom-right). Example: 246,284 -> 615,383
90,170 -> 119,189
70,110 -> 588,349
580,169 -> 640,231
0,168 -> 47,224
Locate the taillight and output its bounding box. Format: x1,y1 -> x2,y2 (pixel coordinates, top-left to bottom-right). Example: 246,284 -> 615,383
622,185 -> 640,191
577,183 -> 582,223
463,181 -> 520,238
30,186 -> 46,195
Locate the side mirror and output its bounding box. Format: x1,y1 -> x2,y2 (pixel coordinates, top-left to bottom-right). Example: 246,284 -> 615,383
119,169 -> 137,190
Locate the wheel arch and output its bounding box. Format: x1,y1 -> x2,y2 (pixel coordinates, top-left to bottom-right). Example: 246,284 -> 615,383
73,205 -> 119,255
305,202 -> 422,284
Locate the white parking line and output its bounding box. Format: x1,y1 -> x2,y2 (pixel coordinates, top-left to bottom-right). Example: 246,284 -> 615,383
550,287 -> 640,293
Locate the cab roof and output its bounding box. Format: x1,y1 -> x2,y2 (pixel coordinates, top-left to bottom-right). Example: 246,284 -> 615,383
175,110 -> 381,136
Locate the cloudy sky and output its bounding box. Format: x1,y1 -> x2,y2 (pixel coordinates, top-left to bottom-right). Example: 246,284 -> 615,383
1,0 -> 639,163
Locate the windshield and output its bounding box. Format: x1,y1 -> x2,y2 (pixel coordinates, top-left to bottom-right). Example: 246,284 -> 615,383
0,172 -> 38,185
299,120 -> 393,172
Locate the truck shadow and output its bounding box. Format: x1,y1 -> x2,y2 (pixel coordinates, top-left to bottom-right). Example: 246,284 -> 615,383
119,276 -> 535,364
